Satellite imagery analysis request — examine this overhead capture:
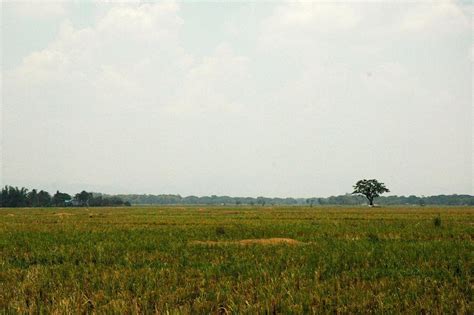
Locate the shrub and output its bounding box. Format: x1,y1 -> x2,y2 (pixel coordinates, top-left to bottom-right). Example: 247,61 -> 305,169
434,215 -> 442,228
367,232 -> 379,242
215,226 -> 226,236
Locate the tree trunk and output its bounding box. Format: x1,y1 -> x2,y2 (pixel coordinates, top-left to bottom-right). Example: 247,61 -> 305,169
368,198 -> 374,206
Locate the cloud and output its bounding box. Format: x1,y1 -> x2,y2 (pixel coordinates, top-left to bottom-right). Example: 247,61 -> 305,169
262,2 -> 360,32
259,2 -> 360,50
399,1 -> 470,33
6,2 -> 188,111
168,43 -> 250,115
2,0 -> 472,195
250,0 -> 472,195
96,2 -> 183,42
3,1 -> 255,192
9,1 -> 67,20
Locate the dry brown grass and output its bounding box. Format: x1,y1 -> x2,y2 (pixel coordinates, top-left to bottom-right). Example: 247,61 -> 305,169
189,238 -> 303,246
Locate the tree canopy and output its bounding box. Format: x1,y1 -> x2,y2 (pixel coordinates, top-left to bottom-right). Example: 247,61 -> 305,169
352,179 -> 390,206
0,186 -> 128,208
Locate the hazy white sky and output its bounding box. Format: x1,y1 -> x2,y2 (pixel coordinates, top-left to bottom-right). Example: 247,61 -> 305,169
1,0 -> 472,197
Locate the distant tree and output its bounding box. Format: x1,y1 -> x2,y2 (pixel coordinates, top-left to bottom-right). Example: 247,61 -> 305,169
89,195 -> 103,207
0,186 -> 28,207
37,190 -> 52,207
52,191 -> 72,207
352,179 -> 389,206
75,191 -> 93,207
306,198 -> 316,207
27,189 -> 39,207
419,196 -> 425,207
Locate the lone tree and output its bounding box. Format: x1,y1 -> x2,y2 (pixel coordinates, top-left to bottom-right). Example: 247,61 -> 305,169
352,179 -> 389,206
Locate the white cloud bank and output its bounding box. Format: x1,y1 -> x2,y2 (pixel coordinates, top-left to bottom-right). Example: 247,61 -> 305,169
2,0 -> 472,196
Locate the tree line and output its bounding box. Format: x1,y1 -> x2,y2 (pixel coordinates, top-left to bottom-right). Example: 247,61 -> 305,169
114,193 -> 473,206
0,186 -> 130,208
1,185 -> 472,208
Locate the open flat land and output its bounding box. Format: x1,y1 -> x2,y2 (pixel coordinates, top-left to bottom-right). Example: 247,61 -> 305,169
1,206 -> 473,313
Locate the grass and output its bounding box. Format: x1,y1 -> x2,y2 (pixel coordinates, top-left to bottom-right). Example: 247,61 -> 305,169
0,206 -> 473,313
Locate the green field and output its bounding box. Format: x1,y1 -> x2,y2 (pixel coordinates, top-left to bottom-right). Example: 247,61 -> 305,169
1,206 -> 472,313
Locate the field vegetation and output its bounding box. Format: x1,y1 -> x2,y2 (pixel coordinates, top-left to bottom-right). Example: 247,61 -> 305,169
1,206 -> 472,313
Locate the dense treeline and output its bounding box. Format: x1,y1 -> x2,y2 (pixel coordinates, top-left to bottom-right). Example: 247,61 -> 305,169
316,194 -> 474,206
113,193 -> 474,206
114,194 -> 302,206
0,186 -> 130,208
1,185 -> 473,207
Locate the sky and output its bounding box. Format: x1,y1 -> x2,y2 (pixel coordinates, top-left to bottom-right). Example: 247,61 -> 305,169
1,0 -> 473,197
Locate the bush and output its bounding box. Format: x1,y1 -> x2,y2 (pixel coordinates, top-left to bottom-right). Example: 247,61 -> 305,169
215,226 -> 226,236
367,232 -> 380,242
434,215 -> 442,228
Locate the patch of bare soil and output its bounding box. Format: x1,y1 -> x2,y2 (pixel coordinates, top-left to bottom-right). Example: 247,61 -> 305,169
189,238 -> 303,246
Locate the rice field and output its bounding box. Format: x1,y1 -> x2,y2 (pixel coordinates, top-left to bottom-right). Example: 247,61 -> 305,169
1,206 -> 472,313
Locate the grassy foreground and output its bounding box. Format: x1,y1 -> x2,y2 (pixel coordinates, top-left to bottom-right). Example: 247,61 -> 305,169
1,206 -> 472,313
